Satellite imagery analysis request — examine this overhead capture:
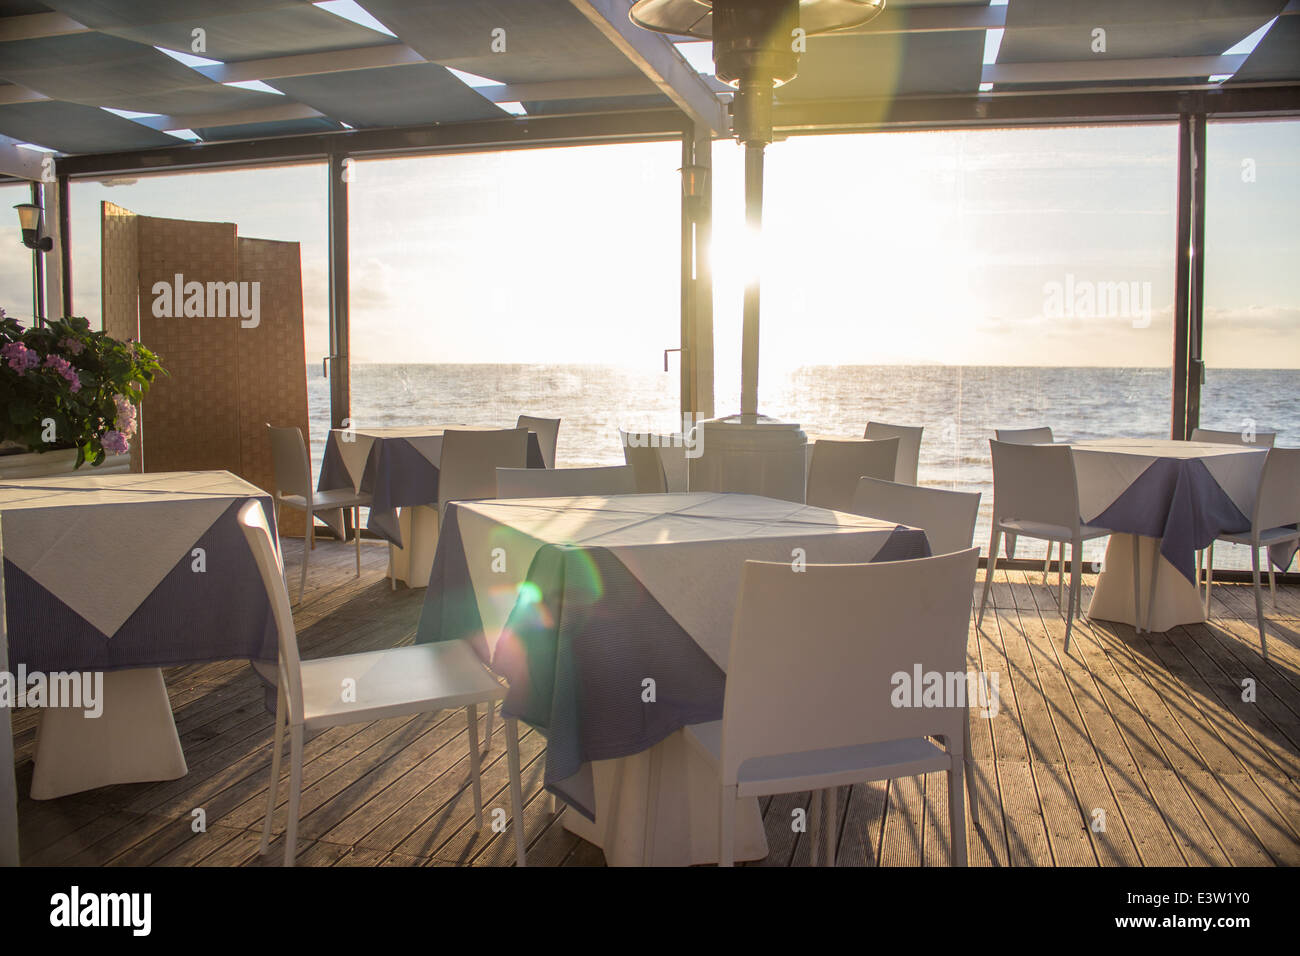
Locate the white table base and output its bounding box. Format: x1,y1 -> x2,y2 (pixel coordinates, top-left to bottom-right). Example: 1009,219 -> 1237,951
387,505 -> 440,588
1089,533 -> 1206,633
560,729 -> 768,866
31,668 -> 187,800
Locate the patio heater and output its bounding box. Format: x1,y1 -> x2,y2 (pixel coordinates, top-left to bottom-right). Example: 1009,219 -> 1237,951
631,0 -> 885,499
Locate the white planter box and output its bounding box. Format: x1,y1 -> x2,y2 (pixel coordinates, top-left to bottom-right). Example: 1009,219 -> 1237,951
0,448 -> 132,479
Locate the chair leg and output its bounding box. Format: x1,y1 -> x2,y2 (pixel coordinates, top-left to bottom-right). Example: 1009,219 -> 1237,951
483,700 -> 494,756
388,543 -> 396,591
977,528 -> 1002,628
1043,542 -> 1052,582
283,725 -> 304,867
353,506 -> 361,577
808,788 -> 821,867
1251,546 -> 1268,660
1132,534 -> 1143,634
309,517 -> 315,551
719,784 -> 738,867
964,706 -> 980,826
1058,542 -> 1066,608
504,717 -> 527,866
1204,541 -> 1215,616
1065,538 -> 1083,654
824,786 -> 837,866
466,704 -> 483,829
1268,561 -> 1277,610
949,759 -> 968,867
297,521 -> 309,606
259,685 -> 287,855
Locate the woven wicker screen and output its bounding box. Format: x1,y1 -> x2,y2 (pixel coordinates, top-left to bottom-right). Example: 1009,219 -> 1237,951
99,204 -> 311,537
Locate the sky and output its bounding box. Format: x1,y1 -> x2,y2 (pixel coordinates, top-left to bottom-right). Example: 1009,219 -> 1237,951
1,118 -> 1296,375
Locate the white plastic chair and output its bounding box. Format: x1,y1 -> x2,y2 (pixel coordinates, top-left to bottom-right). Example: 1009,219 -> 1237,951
266,424 -> 371,604
237,500 -> 527,867
1190,427 -> 1276,447
686,548 -> 980,866
1190,427 -> 1276,592
1203,447 -> 1300,659
516,415 -> 561,469
994,427 -> 1060,588
620,430 -> 669,493
864,422 -> 923,486
496,464 -> 636,498
438,428 -> 529,521
978,440 -> 1111,651
851,477 -> 981,557
806,437 -> 899,513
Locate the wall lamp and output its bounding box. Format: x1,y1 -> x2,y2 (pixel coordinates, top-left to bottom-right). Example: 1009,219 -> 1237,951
15,202 -> 53,252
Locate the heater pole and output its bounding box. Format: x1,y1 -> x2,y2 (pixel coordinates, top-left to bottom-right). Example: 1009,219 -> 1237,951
740,139 -> 763,422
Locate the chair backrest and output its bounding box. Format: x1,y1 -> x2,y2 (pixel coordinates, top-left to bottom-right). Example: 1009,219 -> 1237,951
439,428 -> 529,509
237,500 -> 305,726
517,415 -> 561,468
851,476 -> 982,556
720,549 -> 979,784
1190,427 -> 1276,448
496,464 -> 637,499
988,439 -> 1081,530
864,422 -> 924,485
266,424 -> 312,499
995,426 -> 1054,445
806,437 -> 899,513
1254,447 -> 1300,534
620,430 -> 669,493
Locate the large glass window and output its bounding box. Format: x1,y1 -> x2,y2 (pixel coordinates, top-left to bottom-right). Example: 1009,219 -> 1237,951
346,141 -> 682,471
710,124 -> 1179,557
1202,118 -> 1300,569
0,181 -> 36,325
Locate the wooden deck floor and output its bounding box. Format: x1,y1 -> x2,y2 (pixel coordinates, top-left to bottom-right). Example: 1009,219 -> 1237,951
11,536 -> 1300,867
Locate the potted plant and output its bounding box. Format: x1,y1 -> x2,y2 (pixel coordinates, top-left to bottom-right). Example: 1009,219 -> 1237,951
0,307 -> 165,476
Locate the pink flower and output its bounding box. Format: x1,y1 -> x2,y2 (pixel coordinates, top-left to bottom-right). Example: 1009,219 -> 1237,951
113,393 -> 137,438
59,337 -> 85,355
43,353 -> 82,392
101,430 -> 130,456
3,342 -> 38,374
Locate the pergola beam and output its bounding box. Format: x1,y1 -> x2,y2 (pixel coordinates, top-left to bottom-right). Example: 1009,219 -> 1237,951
839,3 -> 1006,34
0,11 -> 88,42
568,0 -> 729,135
133,103 -> 326,132
983,54 -> 1248,86
194,44 -> 425,84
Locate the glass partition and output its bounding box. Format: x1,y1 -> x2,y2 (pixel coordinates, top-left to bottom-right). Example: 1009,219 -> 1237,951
1202,117 -> 1300,570
711,124 -> 1179,557
345,141 -> 682,471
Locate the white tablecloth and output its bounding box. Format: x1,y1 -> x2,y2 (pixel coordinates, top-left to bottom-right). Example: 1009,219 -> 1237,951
0,470 -> 276,797
417,492 -> 930,864
1063,439 -> 1268,632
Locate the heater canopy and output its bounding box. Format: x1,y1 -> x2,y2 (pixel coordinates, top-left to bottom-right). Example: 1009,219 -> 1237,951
629,0 -> 885,40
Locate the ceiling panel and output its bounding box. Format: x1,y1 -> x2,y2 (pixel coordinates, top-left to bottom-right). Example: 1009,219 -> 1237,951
0,99 -> 181,152
778,30 -> 985,101
358,0 -> 643,84
1228,14 -> 1300,83
0,32 -> 218,101
271,62 -> 505,127
42,0 -> 392,60
998,0 -> 1287,62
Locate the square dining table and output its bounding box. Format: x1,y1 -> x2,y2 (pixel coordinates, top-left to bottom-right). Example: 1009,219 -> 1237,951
0,470 -> 277,799
1058,438 -> 1281,632
316,425 -> 545,587
416,491 -> 931,865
